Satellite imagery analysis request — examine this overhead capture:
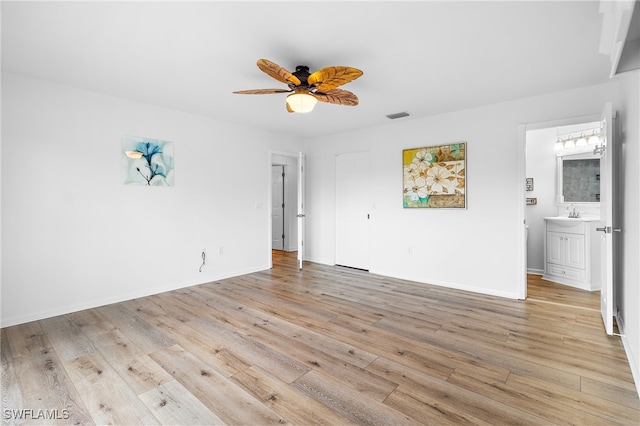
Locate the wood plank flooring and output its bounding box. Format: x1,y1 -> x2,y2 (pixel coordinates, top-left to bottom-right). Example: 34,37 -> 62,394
1,251 -> 638,425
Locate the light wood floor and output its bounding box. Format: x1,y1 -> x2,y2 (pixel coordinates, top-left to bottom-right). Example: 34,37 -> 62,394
2,251 -> 638,425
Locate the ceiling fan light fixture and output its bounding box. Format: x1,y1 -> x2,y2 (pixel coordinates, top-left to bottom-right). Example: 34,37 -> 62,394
286,92 -> 317,113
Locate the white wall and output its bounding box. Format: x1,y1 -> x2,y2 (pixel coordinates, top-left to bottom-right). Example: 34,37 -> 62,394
525,127 -> 560,273
1,72 -> 299,326
303,82 -> 621,299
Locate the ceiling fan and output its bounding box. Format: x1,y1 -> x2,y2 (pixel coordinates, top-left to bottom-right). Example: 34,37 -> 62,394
233,59 -> 363,113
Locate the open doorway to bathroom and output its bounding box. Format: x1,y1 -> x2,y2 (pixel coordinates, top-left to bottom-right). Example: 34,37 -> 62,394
525,118 -> 602,277
524,114 -> 604,309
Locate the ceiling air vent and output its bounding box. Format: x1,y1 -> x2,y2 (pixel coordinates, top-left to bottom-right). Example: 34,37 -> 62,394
386,111 -> 410,120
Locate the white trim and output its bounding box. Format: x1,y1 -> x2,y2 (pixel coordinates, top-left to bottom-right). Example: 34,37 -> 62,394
370,268 -> 521,300
517,124 -> 528,300
617,315 -> 640,396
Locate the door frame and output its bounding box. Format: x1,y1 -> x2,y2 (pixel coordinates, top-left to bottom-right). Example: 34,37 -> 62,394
518,113 -> 602,301
268,150 -> 300,268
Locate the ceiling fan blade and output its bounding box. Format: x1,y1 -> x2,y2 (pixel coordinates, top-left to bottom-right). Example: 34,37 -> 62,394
313,89 -> 359,106
308,66 -> 363,91
257,59 -> 301,86
233,89 -> 292,95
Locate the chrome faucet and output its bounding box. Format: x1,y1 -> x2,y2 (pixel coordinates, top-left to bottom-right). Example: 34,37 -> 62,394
568,205 -> 580,218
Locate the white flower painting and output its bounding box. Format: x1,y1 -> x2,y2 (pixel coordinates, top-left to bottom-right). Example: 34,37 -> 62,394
402,143 -> 466,208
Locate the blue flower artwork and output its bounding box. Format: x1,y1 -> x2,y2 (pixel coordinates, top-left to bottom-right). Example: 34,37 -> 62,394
122,136 -> 174,186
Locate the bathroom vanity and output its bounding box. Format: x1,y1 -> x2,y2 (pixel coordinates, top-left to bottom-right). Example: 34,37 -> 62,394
543,217 -> 601,291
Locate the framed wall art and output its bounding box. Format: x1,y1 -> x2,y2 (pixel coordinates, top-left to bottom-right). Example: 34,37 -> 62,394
403,142 -> 466,208
122,135 -> 174,186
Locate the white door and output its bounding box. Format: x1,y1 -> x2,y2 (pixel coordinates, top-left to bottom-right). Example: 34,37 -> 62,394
271,165 -> 285,250
598,103 -> 616,335
297,153 -> 305,270
335,152 -> 370,270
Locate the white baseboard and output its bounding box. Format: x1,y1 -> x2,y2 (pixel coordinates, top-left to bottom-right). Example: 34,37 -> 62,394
369,268 -> 521,300
617,315 -> 640,397
0,264 -> 270,328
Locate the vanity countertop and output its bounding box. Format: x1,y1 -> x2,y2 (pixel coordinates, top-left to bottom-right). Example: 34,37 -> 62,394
544,216 -> 601,222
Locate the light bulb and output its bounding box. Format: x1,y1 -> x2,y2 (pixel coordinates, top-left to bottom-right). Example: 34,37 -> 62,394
286,92 -> 317,113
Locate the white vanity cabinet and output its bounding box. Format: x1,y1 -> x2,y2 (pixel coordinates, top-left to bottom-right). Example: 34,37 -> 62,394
543,218 -> 601,291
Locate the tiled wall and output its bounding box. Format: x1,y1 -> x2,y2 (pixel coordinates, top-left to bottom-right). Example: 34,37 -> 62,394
563,159 -> 600,202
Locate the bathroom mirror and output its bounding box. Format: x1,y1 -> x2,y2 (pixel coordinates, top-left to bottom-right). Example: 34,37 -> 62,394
557,152 -> 600,203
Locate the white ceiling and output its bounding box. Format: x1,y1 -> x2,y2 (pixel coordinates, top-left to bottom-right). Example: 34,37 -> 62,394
1,1 -> 613,139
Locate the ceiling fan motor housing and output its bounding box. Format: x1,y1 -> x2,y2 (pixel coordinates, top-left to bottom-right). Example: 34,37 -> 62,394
293,66 -> 311,87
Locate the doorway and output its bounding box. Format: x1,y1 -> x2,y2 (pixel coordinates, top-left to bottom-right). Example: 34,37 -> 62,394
525,118 -> 602,278
270,152 -> 299,267
522,110 -> 617,334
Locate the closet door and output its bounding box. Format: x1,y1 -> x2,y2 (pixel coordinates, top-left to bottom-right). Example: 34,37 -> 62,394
335,152 -> 370,270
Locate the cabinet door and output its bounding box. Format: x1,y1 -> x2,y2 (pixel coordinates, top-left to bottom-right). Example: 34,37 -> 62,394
565,233 -> 585,269
547,232 -> 564,265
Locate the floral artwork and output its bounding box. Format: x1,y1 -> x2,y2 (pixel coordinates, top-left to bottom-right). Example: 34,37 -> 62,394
122,136 -> 174,186
403,142 -> 466,208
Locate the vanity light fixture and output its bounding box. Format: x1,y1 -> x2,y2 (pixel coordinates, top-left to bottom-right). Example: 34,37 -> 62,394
553,127 -> 602,152
587,131 -> 601,146
575,134 -> 588,147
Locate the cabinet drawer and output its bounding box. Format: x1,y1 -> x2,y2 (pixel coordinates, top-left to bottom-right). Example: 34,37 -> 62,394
548,264 -> 586,282
546,221 -> 585,234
